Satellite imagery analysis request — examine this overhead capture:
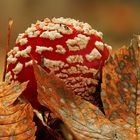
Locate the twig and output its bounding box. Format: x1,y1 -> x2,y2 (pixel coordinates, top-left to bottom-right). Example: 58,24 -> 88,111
3,18 -> 13,81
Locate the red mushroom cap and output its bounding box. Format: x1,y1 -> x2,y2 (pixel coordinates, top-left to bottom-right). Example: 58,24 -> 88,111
6,17 -> 112,109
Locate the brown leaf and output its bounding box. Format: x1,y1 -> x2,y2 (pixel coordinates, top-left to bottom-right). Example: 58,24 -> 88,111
34,36 -> 140,140
0,81 -> 36,140
101,35 -> 140,139
33,59 -> 129,140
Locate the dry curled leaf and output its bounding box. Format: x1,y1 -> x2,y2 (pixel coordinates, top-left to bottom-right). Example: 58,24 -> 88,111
33,60 -> 125,140
0,81 -> 36,140
33,36 -> 140,140
101,35 -> 140,139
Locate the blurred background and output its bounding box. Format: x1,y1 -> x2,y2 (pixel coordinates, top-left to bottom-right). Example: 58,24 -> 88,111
0,0 -> 140,80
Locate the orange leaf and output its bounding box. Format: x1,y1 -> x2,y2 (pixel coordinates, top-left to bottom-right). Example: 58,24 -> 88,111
33,58 -> 134,140
0,81 -> 36,140
101,35 -> 140,139
34,36 -> 140,140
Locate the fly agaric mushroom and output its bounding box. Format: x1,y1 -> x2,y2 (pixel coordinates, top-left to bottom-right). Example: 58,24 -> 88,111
5,17 -> 112,109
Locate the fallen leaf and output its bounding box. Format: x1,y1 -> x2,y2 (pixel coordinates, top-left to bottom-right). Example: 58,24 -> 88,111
0,81 -> 36,140
33,36 -> 140,140
101,35 -> 140,139
33,60 -> 127,140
